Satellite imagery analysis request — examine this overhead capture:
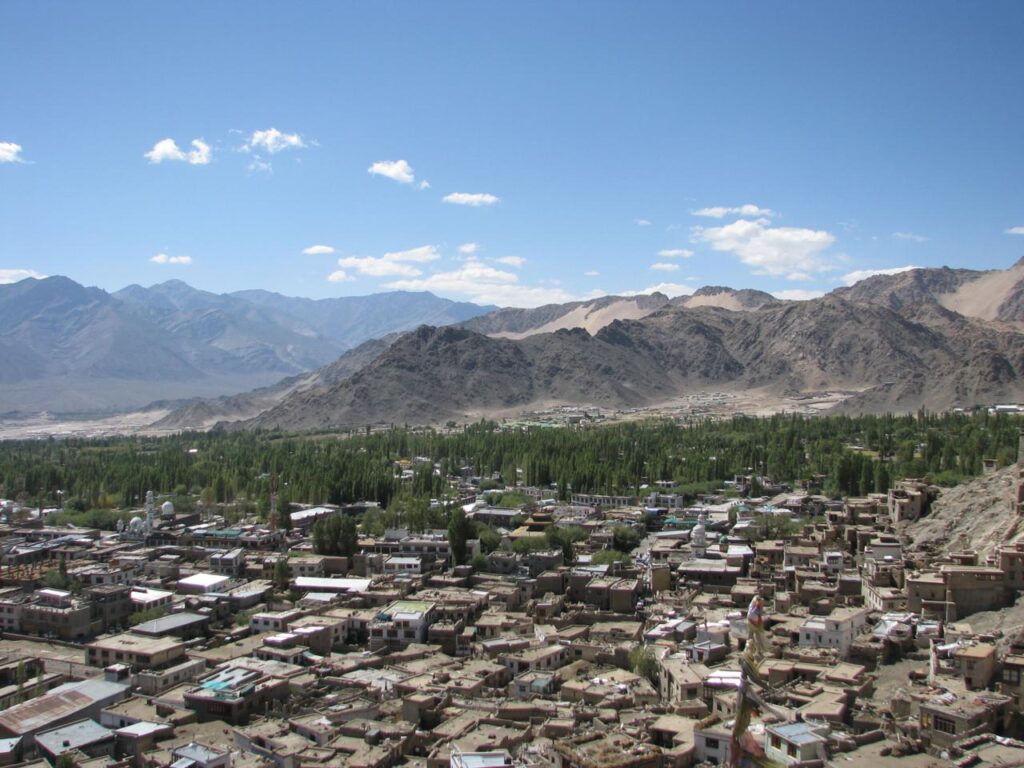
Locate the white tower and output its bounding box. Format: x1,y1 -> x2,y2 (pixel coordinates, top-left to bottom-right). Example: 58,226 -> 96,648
145,490 -> 155,533
692,509 -> 708,558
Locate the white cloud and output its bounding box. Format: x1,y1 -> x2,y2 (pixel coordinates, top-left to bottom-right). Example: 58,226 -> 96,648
0,142 -> 26,164
144,138 -> 211,165
443,192 -> 500,207
584,270 -> 600,277
337,245 -> 441,278
327,270 -> 353,283
188,140 -> 211,165
892,231 -> 929,242
337,257 -> 422,277
634,218 -> 652,226
368,159 -> 416,184
657,248 -> 694,258
382,245 -> 441,263
0,268 -> 46,284
623,282 -> 696,298
145,139 -> 185,163
650,262 -> 680,272
150,253 -> 193,265
383,259 -> 577,307
496,256 -> 526,267
841,265 -> 918,286
303,244 -> 335,255
692,204 -> 775,219
772,289 -> 825,301
247,128 -> 305,154
457,243 -> 479,255
1005,226 -> 1024,236
693,218 -> 836,280
418,180 -> 430,190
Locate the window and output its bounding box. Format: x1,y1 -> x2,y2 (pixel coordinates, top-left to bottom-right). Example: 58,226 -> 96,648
933,716 -> 957,735
787,744 -> 797,757
1003,668 -> 1021,685
705,738 -> 720,750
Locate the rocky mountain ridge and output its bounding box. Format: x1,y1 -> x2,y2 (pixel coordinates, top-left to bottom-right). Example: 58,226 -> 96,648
236,276 -> 1024,431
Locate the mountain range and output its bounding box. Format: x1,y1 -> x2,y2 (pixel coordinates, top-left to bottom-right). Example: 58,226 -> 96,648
4,259 -> 1024,428
227,259 -> 1024,431
0,277 -> 491,414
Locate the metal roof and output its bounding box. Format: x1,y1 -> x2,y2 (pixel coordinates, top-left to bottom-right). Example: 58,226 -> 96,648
36,719 -> 113,755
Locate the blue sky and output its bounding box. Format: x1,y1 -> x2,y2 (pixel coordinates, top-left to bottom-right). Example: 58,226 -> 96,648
2,1 -> 1023,306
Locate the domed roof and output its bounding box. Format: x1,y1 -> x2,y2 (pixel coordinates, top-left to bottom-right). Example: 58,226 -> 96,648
161,500 -> 175,515
130,516 -> 143,526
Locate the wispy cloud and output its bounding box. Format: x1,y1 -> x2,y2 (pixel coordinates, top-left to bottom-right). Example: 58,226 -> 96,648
692,204 -> 775,219
496,256 -> 526,267
584,270 -> 600,277
302,244 -> 335,255
0,268 -> 46,284
892,231 -> 929,242
0,142 -> 26,164
443,192 -> 500,207
337,245 -> 441,278
150,253 -> 193,265
657,248 -> 693,258
457,243 -> 479,255
384,258 -> 577,307
634,218 -> 652,226
650,262 -> 680,272
841,265 -> 918,286
623,282 -> 696,298
1006,226 -> 1024,236
144,138 -> 211,165
772,289 -> 824,301
368,159 -> 420,185
327,270 -> 353,283
693,218 -> 836,280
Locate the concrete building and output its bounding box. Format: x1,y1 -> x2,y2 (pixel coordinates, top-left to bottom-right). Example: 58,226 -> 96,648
87,632 -> 186,669
764,722 -> 830,766
797,607 -> 871,657
368,600 -> 437,651
183,665 -> 289,725
906,565 -> 1006,621
35,719 -> 115,763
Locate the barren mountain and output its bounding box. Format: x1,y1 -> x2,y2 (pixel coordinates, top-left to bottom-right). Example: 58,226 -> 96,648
834,259 -> 1024,326
460,293 -> 671,339
236,286 -> 1024,431
0,277 -> 490,415
151,335 -> 396,430
232,289 -> 492,349
674,286 -> 780,312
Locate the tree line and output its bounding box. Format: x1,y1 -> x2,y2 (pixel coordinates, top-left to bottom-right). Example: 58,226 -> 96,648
0,410 -> 1020,515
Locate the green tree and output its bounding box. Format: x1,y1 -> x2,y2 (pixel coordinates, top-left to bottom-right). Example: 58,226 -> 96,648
41,568 -> 69,590
591,549 -> 632,565
611,526 -> 641,554
273,558 -> 291,591
448,508 -> 476,566
338,516 -> 359,557
629,646 -> 659,685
